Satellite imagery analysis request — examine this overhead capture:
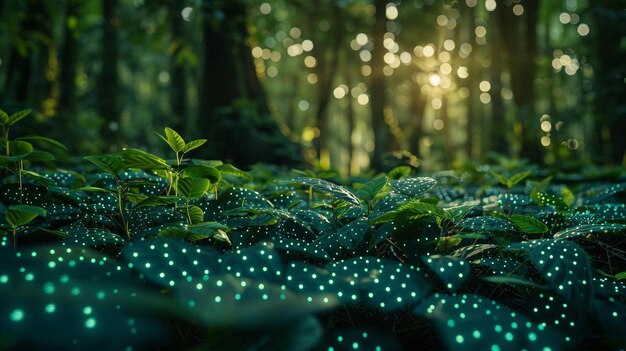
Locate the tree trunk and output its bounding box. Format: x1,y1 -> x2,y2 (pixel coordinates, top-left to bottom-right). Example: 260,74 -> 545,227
198,0 -> 299,166
168,0 -> 188,134
97,0 -> 121,150
312,6 -> 343,169
496,0 -> 542,162
369,0 -> 391,170
59,1 -> 80,118
407,81 -> 426,158
591,3 -> 626,164
488,6 -> 507,154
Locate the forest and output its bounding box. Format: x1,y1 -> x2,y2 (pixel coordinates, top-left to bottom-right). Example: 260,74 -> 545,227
1,0 -> 626,350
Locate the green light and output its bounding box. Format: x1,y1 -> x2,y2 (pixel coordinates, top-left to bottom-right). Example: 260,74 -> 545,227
10,309 -> 24,322
505,332 -> 514,341
456,335 -> 464,343
473,330 -> 481,338
528,332 -> 537,341
85,317 -> 96,328
45,304 -> 56,313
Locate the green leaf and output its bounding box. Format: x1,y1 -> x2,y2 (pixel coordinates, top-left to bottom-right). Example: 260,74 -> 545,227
16,135 -> 68,151
124,192 -> 148,205
530,191 -> 569,211
387,165 -> 412,180
506,171 -> 532,188
181,139 -> 207,153
507,239 -> 592,310
120,148 -> 170,170
216,164 -> 252,179
84,155 -> 125,175
8,109 -> 32,126
507,214 -> 548,234
356,176 -> 387,202
184,205 -> 205,224
182,165 -> 221,184
136,195 -> 180,207
553,223 -> 626,239
70,186 -> 114,193
336,217 -> 369,250
175,177 -> 210,199
422,255 -> 470,292
413,293 -> 565,351
388,177 -> 436,197
284,177 -> 362,208
0,109 -> 9,124
24,150 -> 55,162
6,205 -> 47,227
162,127 -> 185,152
481,275 -> 544,288
372,200 -> 443,224
9,140 -> 33,157
560,187 -> 575,207
21,170 -> 55,186
616,272 -> 626,280
443,205 -> 474,222
490,170 -> 508,187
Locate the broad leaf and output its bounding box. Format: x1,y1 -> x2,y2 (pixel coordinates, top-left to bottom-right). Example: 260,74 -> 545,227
8,109 -> 32,126
84,155 -> 125,176
182,165 -> 221,184
162,127 -> 185,152
507,239 -> 592,310
422,255 -> 471,292
389,177 -> 436,197
181,139 -> 207,153
120,148 -> 170,170
6,205 -> 47,227
283,177 -> 362,208
414,293 -> 565,351
356,176 -> 387,202
553,223 -> 626,239
507,214 -> 548,234
175,177 -> 210,199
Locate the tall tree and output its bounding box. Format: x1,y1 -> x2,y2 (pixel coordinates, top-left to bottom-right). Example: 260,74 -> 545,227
168,0 -> 188,134
496,0 -> 542,162
369,0 -> 391,170
97,0 -> 121,149
198,0 -> 298,166
590,2 -> 626,165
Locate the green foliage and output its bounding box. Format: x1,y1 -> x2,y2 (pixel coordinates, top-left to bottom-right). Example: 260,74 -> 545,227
0,122 -> 625,349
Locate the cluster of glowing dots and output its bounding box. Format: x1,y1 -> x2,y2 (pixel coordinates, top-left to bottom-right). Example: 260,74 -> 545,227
327,332 -> 383,351
421,293 -> 555,350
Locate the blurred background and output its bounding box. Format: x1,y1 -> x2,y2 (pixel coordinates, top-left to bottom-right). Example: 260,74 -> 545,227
0,0 -> 625,173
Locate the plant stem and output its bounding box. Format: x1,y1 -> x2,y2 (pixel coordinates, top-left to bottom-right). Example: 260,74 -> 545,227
116,182 -> 130,239
18,160 -> 23,203
12,227 -> 16,251
4,128 -> 10,157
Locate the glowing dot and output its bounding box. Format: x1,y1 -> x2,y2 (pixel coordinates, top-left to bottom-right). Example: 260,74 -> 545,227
528,332 -> 537,341
45,304 -> 56,313
85,317 -> 96,328
456,335 -> 464,343
83,306 -> 92,315
513,4 -> 524,16
10,309 -> 24,322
